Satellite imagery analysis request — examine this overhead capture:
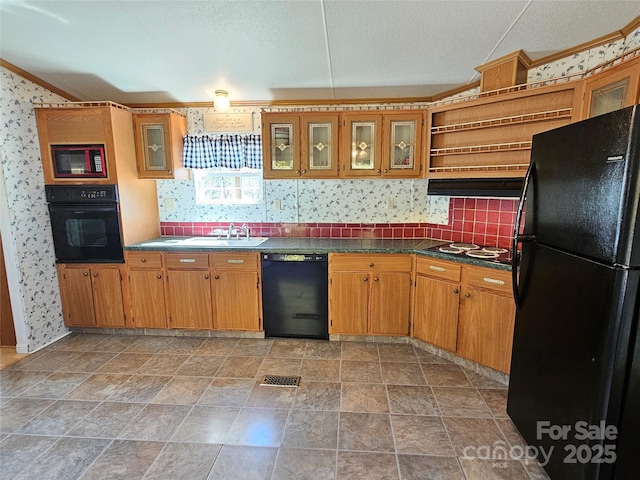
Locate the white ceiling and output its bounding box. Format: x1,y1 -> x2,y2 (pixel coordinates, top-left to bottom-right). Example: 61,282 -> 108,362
1,0 -> 639,105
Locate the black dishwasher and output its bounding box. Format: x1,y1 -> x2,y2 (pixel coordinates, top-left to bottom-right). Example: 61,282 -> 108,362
261,253 -> 329,339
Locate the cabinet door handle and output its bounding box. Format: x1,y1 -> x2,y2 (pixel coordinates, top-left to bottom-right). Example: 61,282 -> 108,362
156,274 -> 162,279
295,169 -> 301,174
214,275 -> 220,280
141,258 -> 146,263
383,169 -> 388,173
453,288 -> 459,294
376,169 -> 381,174
302,169 -> 307,174
363,277 -> 368,282
93,272 -> 98,277
465,293 -> 471,298
369,263 -> 374,267
204,274 -> 209,280
374,277 -> 379,282
83,272 -> 89,276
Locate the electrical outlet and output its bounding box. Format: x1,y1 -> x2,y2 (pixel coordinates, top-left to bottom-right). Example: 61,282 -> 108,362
164,198 -> 176,210
386,197 -> 394,209
274,198 -> 282,210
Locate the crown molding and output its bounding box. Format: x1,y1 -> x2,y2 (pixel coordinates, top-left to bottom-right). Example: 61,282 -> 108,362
0,59 -> 80,101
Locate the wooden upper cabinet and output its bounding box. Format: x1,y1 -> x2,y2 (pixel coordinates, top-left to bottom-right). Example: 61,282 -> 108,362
263,110 -> 422,179
582,56 -> 640,119
263,112 -> 340,178
341,113 -> 383,177
301,113 -> 340,177
475,50 -> 531,92
382,112 -> 423,178
262,113 -> 301,178
132,112 -> 189,180
35,105 -> 119,185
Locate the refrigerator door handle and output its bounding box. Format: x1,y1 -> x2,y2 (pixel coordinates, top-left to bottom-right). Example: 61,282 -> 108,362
512,160 -> 536,310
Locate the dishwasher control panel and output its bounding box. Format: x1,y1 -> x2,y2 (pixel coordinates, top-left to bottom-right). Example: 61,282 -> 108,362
262,253 -> 327,262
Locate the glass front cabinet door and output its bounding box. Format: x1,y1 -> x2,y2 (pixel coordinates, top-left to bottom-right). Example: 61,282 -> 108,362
262,114 -> 301,179
382,112 -> 423,178
301,114 -> 340,178
342,113 -> 383,177
133,112 -> 189,180
583,56 -> 640,119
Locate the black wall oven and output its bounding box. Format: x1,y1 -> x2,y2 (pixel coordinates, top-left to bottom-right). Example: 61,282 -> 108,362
46,185 -> 124,263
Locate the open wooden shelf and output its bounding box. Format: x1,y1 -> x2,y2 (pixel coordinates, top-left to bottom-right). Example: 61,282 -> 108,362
430,108 -> 572,134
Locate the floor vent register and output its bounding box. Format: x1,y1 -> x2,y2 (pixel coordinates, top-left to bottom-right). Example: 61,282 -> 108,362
260,375 -> 301,387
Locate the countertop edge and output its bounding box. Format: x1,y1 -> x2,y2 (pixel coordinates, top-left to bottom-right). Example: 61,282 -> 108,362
125,237 -> 512,271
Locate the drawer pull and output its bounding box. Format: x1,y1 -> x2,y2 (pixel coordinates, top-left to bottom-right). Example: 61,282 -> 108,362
369,263 -> 374,267
156,274 -> 162,279
140,258 -> 146,263
179,258 -> 196,263
429,265 -> 446,272
227,259 -> 245,264
483,277 -> 505,285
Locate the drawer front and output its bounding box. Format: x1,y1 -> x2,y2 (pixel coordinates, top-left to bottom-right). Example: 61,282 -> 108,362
126,251 -> 163,269
166,253 -> 210,269
416,256 -> 461,282
466,266 -> 512,295
330,254 -> 412,272
211,252 -> 259,270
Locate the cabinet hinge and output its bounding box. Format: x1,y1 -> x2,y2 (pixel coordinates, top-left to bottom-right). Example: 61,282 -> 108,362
329,278 -> 332,285
421,118 -> 425,126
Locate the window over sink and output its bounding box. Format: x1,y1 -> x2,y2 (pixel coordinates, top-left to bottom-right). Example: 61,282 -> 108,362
193,168 -> 263,205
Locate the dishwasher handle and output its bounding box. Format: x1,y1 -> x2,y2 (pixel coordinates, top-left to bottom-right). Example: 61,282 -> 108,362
262,253 -> 328,262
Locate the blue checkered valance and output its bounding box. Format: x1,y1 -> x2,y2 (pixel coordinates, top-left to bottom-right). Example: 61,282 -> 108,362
183,134 -> 262,170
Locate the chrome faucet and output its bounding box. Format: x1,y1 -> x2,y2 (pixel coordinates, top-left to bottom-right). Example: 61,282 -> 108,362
226,222 -> 234,239
240,223 -> 250,239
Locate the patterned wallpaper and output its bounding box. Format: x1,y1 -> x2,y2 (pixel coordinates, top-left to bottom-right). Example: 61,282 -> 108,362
528,25 -> 640,82
0,67 -> 68,352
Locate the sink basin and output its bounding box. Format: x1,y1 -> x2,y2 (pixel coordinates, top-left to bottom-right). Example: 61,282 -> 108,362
178,237 -> 268,247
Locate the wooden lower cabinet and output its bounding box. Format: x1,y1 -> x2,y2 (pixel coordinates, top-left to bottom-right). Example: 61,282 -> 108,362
329,272 -> 369,334
329,254 -> 412,335
57,264 -> 126,328
212,253 -> 261,331
412,257 -> 515,374
458,286 -> 516,374
166,253 -> 213,330
126,251 -> 167,329
413,275 -> 460,352
124,250 -> 261,332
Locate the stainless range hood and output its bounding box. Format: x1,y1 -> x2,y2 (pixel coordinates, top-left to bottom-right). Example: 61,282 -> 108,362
427,178 -> 524,198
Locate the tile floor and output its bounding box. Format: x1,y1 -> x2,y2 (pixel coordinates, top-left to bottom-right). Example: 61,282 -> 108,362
0,334 -> 550,480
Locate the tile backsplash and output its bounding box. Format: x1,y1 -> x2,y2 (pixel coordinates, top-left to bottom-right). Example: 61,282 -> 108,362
161,196 -> 519,249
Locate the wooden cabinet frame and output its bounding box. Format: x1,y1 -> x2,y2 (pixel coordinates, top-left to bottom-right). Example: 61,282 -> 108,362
329,253 -> 412,335
412,257 -> 515,374
57,263 -> 126,328
132,112 -> 189,180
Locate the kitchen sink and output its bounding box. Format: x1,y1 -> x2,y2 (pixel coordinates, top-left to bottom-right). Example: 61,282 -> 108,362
179,237 -> 268,247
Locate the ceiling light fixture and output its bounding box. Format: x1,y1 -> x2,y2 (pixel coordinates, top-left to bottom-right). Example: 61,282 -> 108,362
214,90 -> 231,111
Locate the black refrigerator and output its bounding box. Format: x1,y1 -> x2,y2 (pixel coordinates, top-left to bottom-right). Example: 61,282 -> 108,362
508,104 -> 640,480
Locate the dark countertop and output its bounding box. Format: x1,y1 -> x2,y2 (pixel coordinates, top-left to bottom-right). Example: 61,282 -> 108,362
125,236 -> 511,271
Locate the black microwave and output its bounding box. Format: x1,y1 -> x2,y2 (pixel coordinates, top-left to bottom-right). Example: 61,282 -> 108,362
51,145 -> 107,178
